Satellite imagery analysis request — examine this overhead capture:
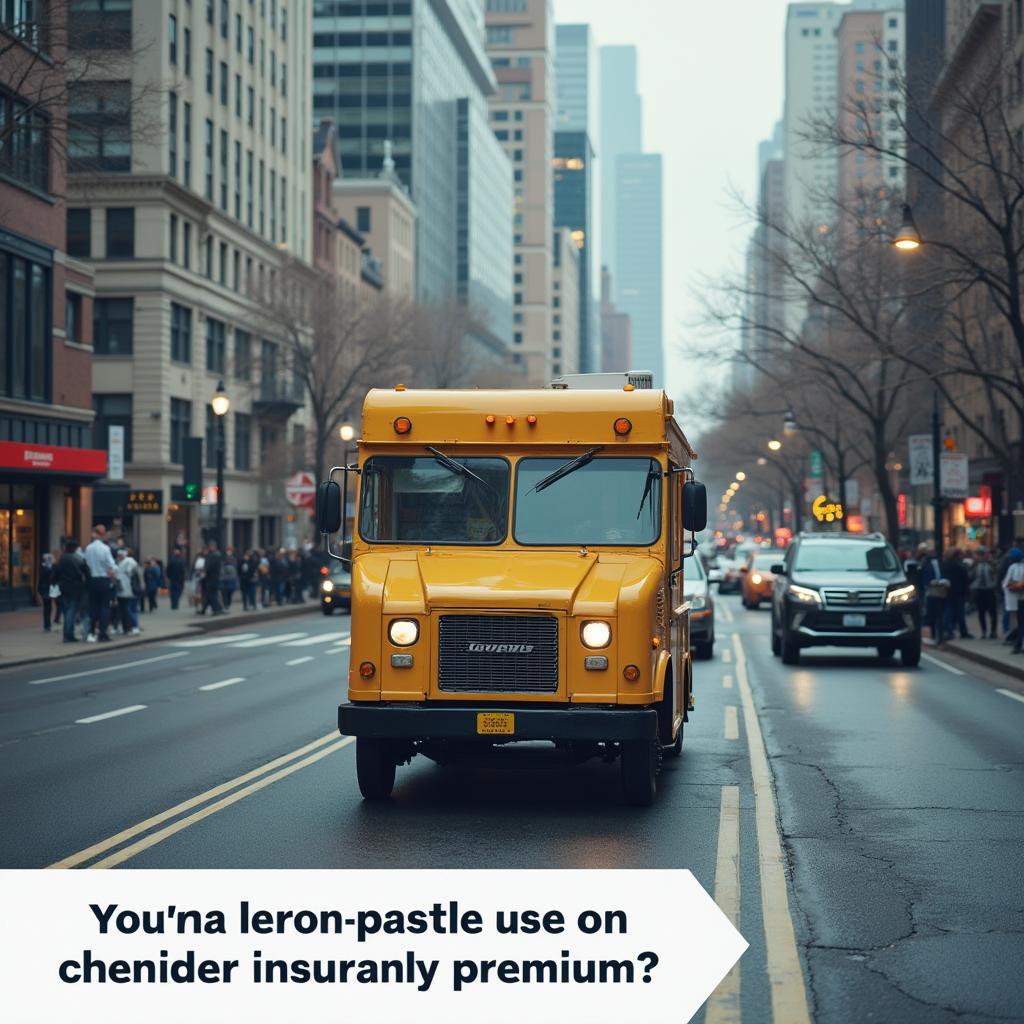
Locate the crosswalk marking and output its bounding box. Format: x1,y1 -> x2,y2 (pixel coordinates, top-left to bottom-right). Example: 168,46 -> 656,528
280,632 -> 348,647
167,634 -> 259,648
228,632 -> 308,648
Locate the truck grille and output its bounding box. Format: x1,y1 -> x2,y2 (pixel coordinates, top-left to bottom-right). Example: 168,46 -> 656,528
822,587 -> 885,609
438,615 -> 559,694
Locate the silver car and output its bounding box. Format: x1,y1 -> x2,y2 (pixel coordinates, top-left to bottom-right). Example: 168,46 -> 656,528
685,554 -> 716,660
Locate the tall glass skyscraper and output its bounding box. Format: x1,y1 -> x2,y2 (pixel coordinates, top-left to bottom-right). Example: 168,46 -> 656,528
313,0 -> 512,342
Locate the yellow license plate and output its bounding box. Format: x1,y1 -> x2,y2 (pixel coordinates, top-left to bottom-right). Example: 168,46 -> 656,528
477,712 -> 515,736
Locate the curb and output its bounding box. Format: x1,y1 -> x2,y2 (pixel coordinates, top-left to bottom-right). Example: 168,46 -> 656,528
0,603 -> 323,672
942,641 -> 1024,684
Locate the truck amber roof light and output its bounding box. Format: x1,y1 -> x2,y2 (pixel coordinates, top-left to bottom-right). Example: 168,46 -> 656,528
527,414 -> 538,425
394,416 -> 412,435
505,415 -> 516,426
395,384 -> 407,392
485,414 -> 496,425
614,417 -> 632,436
623,383 -> 635,392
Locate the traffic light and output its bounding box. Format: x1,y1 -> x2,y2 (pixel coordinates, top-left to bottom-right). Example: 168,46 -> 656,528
183,437 -> 202,502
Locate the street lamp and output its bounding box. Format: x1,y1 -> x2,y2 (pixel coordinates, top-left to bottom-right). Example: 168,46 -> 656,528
211,380 -> 230,548
735,471 -> 746,482
783,410 -> 799,438
893,203 -> 922,251
768,439 -> 783,452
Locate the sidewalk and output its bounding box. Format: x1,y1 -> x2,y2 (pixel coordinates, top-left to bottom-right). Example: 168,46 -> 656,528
943,635 -> 1024,683
0,598 -> 322,670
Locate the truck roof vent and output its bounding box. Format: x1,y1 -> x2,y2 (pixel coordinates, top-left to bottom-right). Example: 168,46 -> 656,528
549,371 -> 654,390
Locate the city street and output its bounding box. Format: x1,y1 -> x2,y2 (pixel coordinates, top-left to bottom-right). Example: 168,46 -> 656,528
1,602 -> 1022,1022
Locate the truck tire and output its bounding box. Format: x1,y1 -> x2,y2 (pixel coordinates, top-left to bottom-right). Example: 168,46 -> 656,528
356,737 -> 396,800
621,739 -> 658,806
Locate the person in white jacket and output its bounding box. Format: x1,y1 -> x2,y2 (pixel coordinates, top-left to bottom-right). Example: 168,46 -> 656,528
1002,548 -> 1024,655
114,548 -> 141,635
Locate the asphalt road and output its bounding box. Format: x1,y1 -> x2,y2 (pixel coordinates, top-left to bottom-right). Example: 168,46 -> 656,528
1,599 -> 1022,1023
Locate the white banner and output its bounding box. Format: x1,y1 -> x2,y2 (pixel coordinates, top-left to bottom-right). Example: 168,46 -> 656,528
940,452 -> 969,499
108,425 -> 124,481
0,869 -> 745,1024
908,434 -> 932,486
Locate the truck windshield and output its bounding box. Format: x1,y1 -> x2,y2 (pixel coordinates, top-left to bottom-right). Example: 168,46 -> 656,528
359,456 -> 510,544
514,457 -> 662,545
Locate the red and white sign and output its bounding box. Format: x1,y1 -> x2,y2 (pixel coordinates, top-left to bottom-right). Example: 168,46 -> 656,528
285,470 -> 317,508
0,440 -> 107,476
965,495 -> 993,518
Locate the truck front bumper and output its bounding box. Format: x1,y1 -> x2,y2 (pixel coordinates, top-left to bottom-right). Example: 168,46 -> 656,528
338,702 -> 659,742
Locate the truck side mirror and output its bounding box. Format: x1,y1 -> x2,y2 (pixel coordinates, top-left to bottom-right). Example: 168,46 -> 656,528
315,480 -> 342,535
682,480 -> 708,533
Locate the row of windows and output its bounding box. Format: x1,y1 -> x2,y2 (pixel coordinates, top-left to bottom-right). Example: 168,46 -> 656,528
0,87 -> 49,193
0,250 -> 49,403
67,207 -> 134,259
167,394 -> 260,471
313,31 -> 411,47
312,1 -> 411,16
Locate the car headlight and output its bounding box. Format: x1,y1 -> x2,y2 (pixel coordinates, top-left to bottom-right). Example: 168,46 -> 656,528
788,583 -> 821,605
322,580 -> 334,593
581,620 -> 612,648
751,573 -> 763,585
886,583 -> 917,606
689,595 -> 707,611
388,619 -> 419,647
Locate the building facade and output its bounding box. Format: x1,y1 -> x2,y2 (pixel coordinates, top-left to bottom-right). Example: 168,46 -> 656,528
551,227 -> 580,377
599,45 -> 642,299
554,23 -> 598,371
599,265 -> 631,372
614,153 -> 663,384
485,0 -> 555,384
313,0 -> 513,345
69,0 -> 314,562
0,4 -> 105,610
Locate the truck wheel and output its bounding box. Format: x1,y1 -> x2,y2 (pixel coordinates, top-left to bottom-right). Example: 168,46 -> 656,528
621,739 -> 658,806
900,636 -> 922,668
781,628 -> 801,665
356,738 -> 396,800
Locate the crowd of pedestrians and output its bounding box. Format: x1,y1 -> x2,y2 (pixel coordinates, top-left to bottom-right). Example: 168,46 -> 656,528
36,530 -> 330,642
909,540 -> 1024,652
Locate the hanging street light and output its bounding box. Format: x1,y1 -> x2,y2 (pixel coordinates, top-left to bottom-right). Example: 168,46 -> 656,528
893,203 -> 922,251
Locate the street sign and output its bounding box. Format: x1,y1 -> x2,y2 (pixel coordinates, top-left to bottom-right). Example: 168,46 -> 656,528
285,470 -> 317,508
126,489 -> 163,514
809,449 -> 823,479
908,434 -> 933,485
940,452 -> 969,499
108,425 -> 124,481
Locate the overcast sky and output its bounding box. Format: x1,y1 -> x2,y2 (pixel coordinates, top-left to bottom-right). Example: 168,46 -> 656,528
554,0 -> 793,418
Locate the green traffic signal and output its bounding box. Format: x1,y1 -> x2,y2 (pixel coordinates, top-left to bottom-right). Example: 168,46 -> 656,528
183,483 -> 200,501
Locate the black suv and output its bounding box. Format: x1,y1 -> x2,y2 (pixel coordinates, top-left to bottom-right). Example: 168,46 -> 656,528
770,533 -> 921,667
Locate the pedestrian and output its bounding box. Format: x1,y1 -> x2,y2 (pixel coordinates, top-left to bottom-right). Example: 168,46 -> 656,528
271,549 -> 288,606
239,549 -> 257,611
287,549 -> 304,603
1001,548 -> 1024,655
941,547 -> 973,640
221,546 -> 239,609
997,539 -> 1024,639
918,543 -> 949,645
201,540 -> 226,615
84,525 -> 117,642
144,557 -> 162,611
969,548 -> 999,639
166,547 -> 186,610
258,551 -> 272,607
54,540 -> 87,643
37,551 -> 56,631
114,548 -> 141,635
190,549 -> 206,612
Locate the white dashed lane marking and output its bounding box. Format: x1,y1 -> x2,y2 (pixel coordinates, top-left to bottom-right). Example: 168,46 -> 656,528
199,677 -> 245,692
75,705 -> 147,725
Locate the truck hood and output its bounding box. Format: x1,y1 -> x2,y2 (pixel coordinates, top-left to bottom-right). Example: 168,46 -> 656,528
370,550 -> 664,617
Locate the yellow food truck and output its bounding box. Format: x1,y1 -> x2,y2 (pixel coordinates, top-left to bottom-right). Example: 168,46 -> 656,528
315,376 -> 707,805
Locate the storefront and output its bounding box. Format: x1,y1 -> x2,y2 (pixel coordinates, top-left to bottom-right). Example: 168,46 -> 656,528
0,439 -> 108,611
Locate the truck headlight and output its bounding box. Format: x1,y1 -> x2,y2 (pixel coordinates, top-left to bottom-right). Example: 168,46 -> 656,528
388,619 -> 419,646
886,583 -> 917,606
788,584 -> 821,606
322,580 -> 334,593
581,621 -> 611,648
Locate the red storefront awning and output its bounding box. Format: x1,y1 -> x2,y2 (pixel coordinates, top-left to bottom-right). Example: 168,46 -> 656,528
0,440 -> 108,477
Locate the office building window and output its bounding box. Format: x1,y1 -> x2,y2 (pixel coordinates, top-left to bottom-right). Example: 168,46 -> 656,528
183,100 -> 191,185
67,80 -> 130,173
219,60 -> 228,105
247,25 -> 253,63
105,207 -> 134,258
204,118 -> 213,199
246,149 -> 253,226
66,292 -> 82,343
235,73 -> 241,116
280,114 -> 286,154
169,213 -> 178,261
219,128 -> 228,209
219,241 -> 227,283
93,298 -> 133,355
234,140 -> 241,218
206,316 -> 226,373
183,221 -> 191,270
170,302 -> 192,363
258,158 -> 264,234
247,85 -> 254,126
168,91 -> 177,176
66,208 -> 91,258
204,234 -> 212,278
205,48 -> 213,93
232,248 -> 240,290
356,206 -> 370,231
184,26 -> 191,75
93,394 -> 133,461
220,0 -> 228,38
168,14 -> 177,63
204,405 -> 218,468
235,13 -> 242,51
234,328 -> 251,379
0,252 -> 49,401
234,413 -> 251,470
269,170 -> 276,239
169,397 -> 191,464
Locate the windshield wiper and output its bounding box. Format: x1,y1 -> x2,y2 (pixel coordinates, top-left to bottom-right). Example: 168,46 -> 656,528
426,447 -> 494,492
635,461 -> 659,519
531,446 -> 604,493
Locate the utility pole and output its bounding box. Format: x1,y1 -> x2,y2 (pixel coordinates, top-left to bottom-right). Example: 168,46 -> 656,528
931,389 -> 943,559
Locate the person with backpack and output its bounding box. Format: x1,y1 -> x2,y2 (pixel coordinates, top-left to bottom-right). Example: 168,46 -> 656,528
239,550 -> 257,611
221,546 -> 239,609
54,540 -> 88,643
114,548 -> 141,635
144,557 -> 163,611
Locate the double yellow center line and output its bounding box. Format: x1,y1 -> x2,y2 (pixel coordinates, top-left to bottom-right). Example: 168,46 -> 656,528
47,732 -> 353,869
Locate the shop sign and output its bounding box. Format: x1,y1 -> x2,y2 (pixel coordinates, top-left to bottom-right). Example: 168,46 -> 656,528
126,489 -> 163,514
0,440 -> 107,475
940,452 -> 969,499
908,435 -> 933,485
897,493 -> 907,526
965,495 -> 992,518
108,426 -> 124,481
812,495 -> 844,523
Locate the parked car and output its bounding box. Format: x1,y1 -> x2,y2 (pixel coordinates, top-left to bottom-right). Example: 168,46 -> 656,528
717,556 -> 743,594
770,532 -> 921,667
685,554 -> 716,659
320,563 -> 352,614
740,549 -> 786,610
